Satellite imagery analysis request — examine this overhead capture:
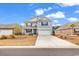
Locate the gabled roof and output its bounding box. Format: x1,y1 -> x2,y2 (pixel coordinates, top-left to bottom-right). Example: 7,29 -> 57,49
0,24 -> 15,29
26,16 -> 52,23
56,22 -> 79,30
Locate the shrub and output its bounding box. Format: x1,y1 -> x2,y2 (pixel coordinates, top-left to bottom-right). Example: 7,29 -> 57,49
7,35 -> 15,39
15,33 -> 22,35
0,35 -> 7,39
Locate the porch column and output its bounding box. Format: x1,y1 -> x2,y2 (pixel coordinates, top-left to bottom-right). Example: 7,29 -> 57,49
32,29 -> 34,34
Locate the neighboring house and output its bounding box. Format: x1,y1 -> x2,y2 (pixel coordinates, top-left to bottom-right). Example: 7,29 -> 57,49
23,16 -> 52,35
55,22 -> 79,36
0,25 -> 14,35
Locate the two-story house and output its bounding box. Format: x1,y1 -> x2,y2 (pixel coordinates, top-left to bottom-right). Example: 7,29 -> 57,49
23,16 -> 52,35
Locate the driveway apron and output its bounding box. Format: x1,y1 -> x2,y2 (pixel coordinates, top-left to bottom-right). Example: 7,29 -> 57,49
35,35 -> 79,48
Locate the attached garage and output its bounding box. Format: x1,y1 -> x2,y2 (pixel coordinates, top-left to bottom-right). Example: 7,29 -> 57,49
38,31 -> 51,35
0,25 -> 14,35
0,29 -> 14,35
38,28 -> 52,35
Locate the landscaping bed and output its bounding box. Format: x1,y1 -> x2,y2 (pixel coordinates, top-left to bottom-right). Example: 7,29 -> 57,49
55,35 -> 79,45
66,35 -> 79,45
0,35 -> 37,46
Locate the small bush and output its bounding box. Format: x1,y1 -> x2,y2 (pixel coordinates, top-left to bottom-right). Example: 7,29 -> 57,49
7,35 -> 15,39
15,33 -> 22,35
0,35 -> 7,39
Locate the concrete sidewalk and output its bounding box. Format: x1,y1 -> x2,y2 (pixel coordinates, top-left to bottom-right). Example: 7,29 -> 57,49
35,35 -> 79,48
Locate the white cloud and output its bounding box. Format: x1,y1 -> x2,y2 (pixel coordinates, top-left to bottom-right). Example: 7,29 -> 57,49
53,20 -> 59,23
75,10 -> 79,13
59,3 -> 79,7
20,23 -> 25,26
52,23 -> 61,26
35,7 -> 53,15
44,7 -> 52,11
52,20 -> 61,26
46,11 -> 65,18
67,17 -> 79,22
35,8 -> 44,15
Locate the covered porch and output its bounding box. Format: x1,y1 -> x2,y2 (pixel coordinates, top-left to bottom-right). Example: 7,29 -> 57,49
25,29 -> 37,35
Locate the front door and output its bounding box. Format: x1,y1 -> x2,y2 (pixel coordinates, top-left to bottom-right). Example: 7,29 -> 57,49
33,29 -> 37,35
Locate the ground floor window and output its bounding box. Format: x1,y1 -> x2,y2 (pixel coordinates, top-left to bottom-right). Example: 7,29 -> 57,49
25,29 -> 37,35
26,29 -> 32,33
33,29 -> 37,34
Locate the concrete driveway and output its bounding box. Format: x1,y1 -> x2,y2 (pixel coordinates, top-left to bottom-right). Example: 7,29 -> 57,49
35,35 -> 79,48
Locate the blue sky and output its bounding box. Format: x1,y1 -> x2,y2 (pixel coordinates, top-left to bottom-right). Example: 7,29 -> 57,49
0,3 -> 79,26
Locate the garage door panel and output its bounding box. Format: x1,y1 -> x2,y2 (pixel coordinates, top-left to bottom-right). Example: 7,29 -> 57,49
38,31 -> 51,35
0,30 -> 13,35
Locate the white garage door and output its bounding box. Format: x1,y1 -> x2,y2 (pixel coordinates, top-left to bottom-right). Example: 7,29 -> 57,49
0,30 -> 13,35
38,30 -> 51,35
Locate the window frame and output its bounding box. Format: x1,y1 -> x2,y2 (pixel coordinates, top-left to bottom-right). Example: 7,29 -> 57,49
41,22 -> 48,26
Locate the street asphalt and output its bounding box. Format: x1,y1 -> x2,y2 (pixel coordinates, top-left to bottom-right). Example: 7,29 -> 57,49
0,48 -> 79,56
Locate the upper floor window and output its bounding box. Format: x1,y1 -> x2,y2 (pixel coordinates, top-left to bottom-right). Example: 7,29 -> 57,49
26,23 -> 32,27
41,22 -> 48,26
32,23 -> 37,27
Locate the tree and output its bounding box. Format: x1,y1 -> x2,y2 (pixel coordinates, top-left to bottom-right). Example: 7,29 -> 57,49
70,24 -> 76,28
70,24 -> 76,35
52,26 -> 60,35
14,24 -> 22,35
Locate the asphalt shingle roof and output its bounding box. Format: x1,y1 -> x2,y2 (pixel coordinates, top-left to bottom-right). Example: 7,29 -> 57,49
26,16 -> 52,23
0,24 -> 15,29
